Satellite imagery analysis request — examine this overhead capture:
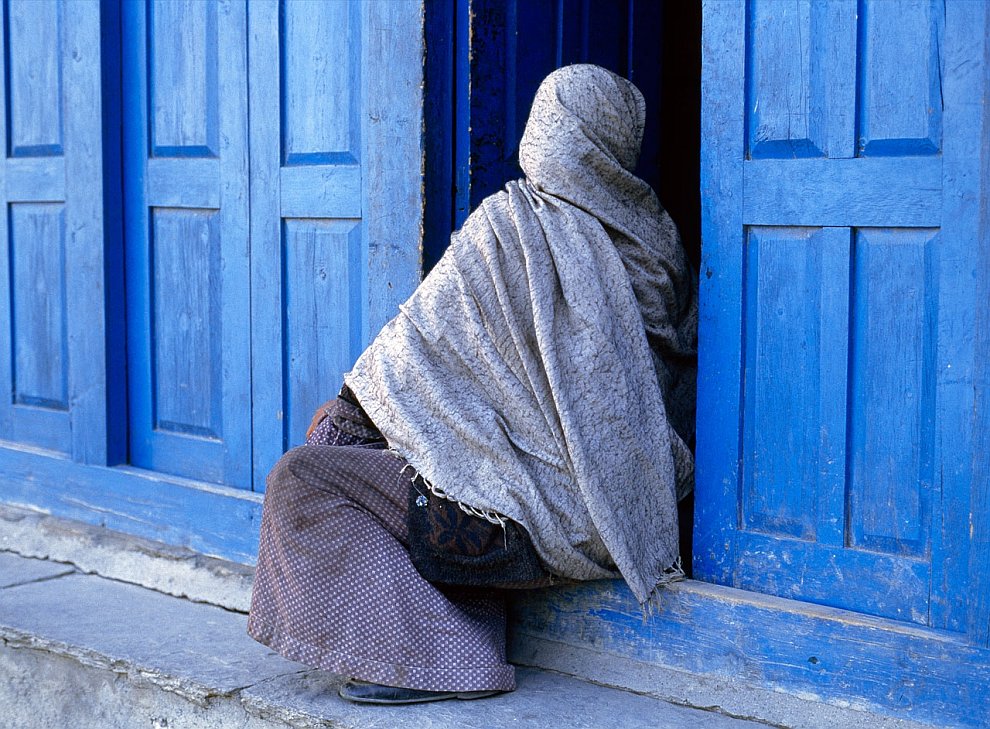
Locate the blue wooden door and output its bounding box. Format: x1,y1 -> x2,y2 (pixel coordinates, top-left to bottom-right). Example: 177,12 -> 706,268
0,1 -> 114,463
696,0 -> 988,639
247,0 -> 422,488
122,0 -> 251,487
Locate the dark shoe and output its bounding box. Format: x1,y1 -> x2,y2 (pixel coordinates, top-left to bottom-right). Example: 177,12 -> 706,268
338,679 -> 502,705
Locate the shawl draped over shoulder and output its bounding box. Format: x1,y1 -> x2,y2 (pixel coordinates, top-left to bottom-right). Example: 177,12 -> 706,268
345,64 -> 698,604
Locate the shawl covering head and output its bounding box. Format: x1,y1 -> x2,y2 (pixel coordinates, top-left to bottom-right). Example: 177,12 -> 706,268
345,65 -> 698,604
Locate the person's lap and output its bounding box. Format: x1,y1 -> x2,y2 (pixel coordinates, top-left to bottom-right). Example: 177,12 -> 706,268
249,442 -> 516,695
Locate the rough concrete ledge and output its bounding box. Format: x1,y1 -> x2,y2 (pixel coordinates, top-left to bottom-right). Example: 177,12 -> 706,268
0,502 -> 252,611
0,552 -> 764,729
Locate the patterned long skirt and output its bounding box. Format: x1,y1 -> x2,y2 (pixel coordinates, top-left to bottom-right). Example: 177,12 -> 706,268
247,440 -> 517,692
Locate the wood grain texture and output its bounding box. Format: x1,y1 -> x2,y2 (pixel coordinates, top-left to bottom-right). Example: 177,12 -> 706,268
856,0 -> 942,157
742,226 -> 850,544
745,0 -> 857,159
5,0 -> 62,157
246,0 -> 284,485
938,0 -> 990,641
148,0 -> 218,157
5,158 -> 65,201
743,157 -> 942,227
846,228 -> 937,558
360,0 -> 423,339
9,204 -> 67,411
695,0 -> 746,586
280,0 -> 359,166
123,0 -> 251,488
150,208 -> 222,439
281,219 -> 361,444
56,3 -> 112,464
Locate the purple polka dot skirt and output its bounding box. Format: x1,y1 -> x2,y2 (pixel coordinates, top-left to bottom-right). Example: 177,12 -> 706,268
247,443 -> 516,692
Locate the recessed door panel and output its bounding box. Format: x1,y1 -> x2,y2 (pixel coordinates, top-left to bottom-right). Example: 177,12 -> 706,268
697,0 -> 986,639
123,0 -> 250,487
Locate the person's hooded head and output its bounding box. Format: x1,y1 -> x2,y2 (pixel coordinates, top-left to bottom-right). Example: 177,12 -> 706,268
519,64 -> 647,209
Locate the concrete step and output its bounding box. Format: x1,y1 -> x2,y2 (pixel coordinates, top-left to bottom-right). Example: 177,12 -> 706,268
0,551 -> 768,729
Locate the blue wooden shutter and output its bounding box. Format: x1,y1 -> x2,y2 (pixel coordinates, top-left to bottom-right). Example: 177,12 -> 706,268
121,0 -> 251,487
0,1 -> 114,463
247,0 -> 422,489
696,0 -> 989,639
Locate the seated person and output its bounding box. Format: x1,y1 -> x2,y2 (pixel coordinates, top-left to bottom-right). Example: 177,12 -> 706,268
247,64 -> 698,706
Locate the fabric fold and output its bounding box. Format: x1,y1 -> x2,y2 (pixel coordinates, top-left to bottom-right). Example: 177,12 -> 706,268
346,64 -> 697,604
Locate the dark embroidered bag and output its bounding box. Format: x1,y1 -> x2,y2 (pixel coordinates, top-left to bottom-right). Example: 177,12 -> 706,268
406,477 -> 554,590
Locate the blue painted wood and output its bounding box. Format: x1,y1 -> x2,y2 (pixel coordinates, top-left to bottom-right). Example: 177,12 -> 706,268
64,0 -> 121,467
0,444 -> 262,565
0,2 -> 69,454
857,0 -> 942,157
742,227 -> 849,543
281,219 -> 362,443
151,208 -> 223,438
509,580 -> 990,727
248,0 -> 424,489
745,0 -> 857,160
4,0 -> 63,158
743,157 -> 942,227
148,1 -> 218,158
697,0 -> 988,644
695,0 -> 746,587
361,1 -> 423,338
9,204 -> 67,412
847,229 -> 937,558
936,0 -> 990,641
0,0 -> 111,461
122,0 -> 251,488
280,0 -> 358,167
4,158 -> 65,201
0,0 -> 425,534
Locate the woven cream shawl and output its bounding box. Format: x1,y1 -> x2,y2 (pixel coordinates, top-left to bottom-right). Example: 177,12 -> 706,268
346,64 -> 697,603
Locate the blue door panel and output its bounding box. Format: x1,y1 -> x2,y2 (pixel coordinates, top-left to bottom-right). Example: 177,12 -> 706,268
123,0 -> 251,488
697,0 -> 987,640
0,1 -> 69,453
249,0 -> 423,489
150,208 -> 223,440
5,0 -> 63,158
857,0 -> 942,157
0,0 -> 110,461
846,229 -> 937,558
280,219 -> 363,447
741,226 -> 848,544
10,205 -> 68,412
